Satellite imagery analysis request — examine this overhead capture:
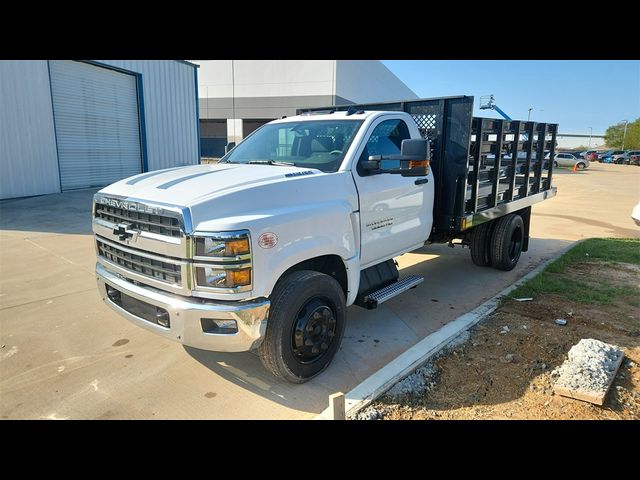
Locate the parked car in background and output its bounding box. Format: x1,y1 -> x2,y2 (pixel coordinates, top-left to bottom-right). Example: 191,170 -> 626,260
581,150 -> 598,161
597,150 -> 613,162
600,150 -> 626,163
611,151 -> 630,164
615,150 -> 640,164
546,151 -> 589,169
629,154 -> 640,166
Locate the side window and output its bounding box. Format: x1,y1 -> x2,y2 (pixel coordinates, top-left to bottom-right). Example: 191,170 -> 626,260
357,119 -> 411,175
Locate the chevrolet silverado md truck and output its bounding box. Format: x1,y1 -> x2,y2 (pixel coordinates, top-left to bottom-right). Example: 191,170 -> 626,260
93,96 -> 557,383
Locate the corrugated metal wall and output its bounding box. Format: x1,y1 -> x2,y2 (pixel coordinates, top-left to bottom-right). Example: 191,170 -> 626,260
0,61 -> 60,199
96,60 -> 199,170
1,60 -> 198,199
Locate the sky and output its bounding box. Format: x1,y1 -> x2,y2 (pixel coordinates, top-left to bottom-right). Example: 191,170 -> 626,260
382,60 -> 640,134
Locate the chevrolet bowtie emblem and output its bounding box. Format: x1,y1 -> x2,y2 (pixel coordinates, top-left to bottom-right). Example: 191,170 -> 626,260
113,223 -> 139,242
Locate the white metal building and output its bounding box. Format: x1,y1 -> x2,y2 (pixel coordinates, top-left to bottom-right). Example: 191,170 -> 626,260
192,60 -> 417,157
0,60 -> 200,200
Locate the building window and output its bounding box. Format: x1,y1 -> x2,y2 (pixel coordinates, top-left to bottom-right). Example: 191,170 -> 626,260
200,119 -> 228,159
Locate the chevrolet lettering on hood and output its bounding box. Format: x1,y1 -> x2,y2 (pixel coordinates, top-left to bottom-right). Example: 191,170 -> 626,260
99,197 -> 161,215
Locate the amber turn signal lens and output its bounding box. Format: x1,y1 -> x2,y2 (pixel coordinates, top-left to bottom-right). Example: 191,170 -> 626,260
230,268 -> 251,286
409,160 -> 430,169
226,238 -> 250,255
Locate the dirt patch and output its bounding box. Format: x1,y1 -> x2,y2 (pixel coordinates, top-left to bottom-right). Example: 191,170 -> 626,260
368,262 -> 640,420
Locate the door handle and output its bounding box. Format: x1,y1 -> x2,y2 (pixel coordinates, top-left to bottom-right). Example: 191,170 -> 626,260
414,178 -> 428,185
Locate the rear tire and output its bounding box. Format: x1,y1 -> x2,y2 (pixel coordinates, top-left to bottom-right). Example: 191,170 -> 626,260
489,214 -> 524,271
553,161 -> 558,168
258,270 -> 346,383
469,221 -> 494,267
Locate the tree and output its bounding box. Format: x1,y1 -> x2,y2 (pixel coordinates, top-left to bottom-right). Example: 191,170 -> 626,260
604,118 -> 640,149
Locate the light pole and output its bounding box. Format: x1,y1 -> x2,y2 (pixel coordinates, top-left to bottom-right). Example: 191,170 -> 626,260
588,127 -> 592,148
527,108 -> 533,121
621,120 -> 629,150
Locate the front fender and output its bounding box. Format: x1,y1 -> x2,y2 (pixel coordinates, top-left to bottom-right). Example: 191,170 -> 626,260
249,201 -> 359,300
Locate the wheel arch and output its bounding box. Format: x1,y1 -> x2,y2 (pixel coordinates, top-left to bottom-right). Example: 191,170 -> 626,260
277,254 -> 349,299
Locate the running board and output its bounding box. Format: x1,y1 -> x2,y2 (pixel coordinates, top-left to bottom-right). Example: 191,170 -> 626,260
362,275 -> 424,309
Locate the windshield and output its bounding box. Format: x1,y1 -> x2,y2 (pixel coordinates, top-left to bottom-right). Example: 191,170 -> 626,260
221,119 -> 364,173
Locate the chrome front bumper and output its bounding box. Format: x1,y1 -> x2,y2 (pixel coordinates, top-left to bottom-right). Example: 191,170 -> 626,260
96,263 -> 270,352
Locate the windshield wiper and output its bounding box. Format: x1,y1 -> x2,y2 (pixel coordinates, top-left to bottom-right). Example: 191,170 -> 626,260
248,160 -> 296,167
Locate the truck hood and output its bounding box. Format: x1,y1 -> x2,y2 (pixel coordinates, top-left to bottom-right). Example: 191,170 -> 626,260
98,163 -> 359,232
99,163 -> 322,206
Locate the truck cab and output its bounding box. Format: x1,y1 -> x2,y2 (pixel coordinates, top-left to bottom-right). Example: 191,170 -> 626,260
93,96 -> 557,383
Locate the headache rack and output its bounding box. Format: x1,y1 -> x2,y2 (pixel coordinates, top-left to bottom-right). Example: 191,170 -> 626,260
298,96 -> 557,239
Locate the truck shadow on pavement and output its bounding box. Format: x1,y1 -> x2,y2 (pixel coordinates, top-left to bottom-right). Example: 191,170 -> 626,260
182,347 -> 332,415
182,238 -> 575,416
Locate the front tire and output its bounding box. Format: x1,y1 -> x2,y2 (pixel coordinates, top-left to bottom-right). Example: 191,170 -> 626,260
490,214 -> 524,271
576,162 -> 586,170
259,270 -> 346,383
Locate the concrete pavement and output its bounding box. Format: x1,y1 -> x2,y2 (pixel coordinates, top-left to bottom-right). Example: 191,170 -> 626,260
1,163 -> 638,419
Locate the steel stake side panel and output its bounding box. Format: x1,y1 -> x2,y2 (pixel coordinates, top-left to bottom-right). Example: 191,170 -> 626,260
299,96 -> 557,239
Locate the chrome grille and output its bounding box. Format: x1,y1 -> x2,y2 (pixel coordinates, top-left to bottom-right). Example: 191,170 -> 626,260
94,204 -> 181,238
97,240 -> 182,285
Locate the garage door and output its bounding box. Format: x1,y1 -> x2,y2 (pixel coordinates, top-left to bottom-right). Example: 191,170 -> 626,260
49,61 -> 142,190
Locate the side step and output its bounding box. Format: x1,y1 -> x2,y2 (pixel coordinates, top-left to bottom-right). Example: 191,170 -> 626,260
362,275 -> 424,309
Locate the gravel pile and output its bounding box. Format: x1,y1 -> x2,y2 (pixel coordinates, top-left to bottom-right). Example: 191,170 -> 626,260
552,339 -> 623,393
352,331 -> 473,419
385,363 -> 438,399
353,405 -> 386,420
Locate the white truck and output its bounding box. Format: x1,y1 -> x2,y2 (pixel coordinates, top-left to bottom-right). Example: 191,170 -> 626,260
93,96 -> 558,383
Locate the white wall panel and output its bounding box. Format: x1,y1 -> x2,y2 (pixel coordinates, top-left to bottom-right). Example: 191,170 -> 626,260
194,60 -> 335,98
0,60 -> 60,199
335,60 -> 417,103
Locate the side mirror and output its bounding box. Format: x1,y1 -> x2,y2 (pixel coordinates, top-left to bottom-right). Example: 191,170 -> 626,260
225,142 -> 236,154
400,138 -> 430,161
396,138 -> 430,177
362,139 -> 430,177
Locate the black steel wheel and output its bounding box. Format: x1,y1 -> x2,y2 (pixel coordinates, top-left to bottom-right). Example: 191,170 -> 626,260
490,214 -> 524,271
259,270 -> 346,383
292,298 -> 337,364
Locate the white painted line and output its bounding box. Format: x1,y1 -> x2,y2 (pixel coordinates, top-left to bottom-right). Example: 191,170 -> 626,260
316,242 -> 578,420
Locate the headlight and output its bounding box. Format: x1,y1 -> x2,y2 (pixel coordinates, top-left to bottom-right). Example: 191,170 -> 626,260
193,230 -> 252,292
194,231 -> 250,259
195,266 -> 251,289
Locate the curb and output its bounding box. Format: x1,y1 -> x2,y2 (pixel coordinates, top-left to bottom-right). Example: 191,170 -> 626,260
315,241 -> 579,420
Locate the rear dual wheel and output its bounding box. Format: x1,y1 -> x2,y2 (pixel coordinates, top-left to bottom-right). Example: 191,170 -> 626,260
470,221 -> 495,267
469,213 -> 524,271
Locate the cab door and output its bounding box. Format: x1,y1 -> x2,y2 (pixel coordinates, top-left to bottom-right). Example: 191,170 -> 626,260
352,116 -> 434,268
